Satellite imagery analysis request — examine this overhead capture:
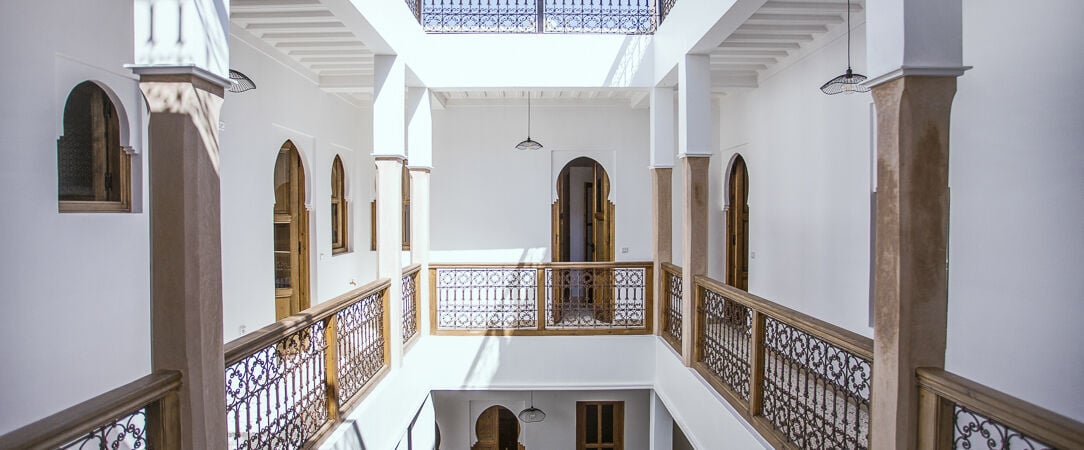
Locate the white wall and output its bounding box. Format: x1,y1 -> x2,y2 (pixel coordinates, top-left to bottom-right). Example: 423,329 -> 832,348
433,389 -> 651,450
944,0 -> 1084,421
0,0 -> 151,434
430,105 -> 652,263
711,24 -> 874,336
219,33 -> 377,341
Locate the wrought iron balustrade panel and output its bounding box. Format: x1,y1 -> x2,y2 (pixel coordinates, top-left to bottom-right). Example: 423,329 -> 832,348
698,288 -> 751,400
543,0 -> 656,34
225,322 -> 329,450
953,405 -> 1052,450
422,0 -> 539,33
545,267 -> 647,329
402,272 -> 419,343
761,317 -> 871,450
658,0 -> 675,23
663,271 -> 683,346
60,408 -> 147,449
435,268 -> 538,329
337,289 -> 387,405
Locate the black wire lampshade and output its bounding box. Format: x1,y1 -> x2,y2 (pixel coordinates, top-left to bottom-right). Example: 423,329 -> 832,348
820,68 -> 869,95
228,69 -> 256,93
820,0 -> 870,95
518,392 -> 546,423
515,92 -> 543,150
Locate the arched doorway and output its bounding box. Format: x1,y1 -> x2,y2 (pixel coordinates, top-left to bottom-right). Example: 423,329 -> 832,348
726,155 -> 749,291
551,157 -> 615,325
552,157 -> 614,263
472,406 -> 524,450
273,141 -> 310,320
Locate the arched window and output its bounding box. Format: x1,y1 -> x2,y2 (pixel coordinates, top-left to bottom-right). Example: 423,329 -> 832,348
331,156 -> 349,254
58,81 -> 130,212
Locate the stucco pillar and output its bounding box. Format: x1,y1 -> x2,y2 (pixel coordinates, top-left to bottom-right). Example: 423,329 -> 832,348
679,156 -> 709,365
870,76 -> 958,450
374,55 -> 406,368
137,69 -> 228,450
650,86 -> 676,336
409,167 -> 431,336
649,391 -> 674,450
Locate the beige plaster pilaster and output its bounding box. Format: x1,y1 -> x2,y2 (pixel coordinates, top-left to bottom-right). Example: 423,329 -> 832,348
680,156 -> 710,365
651,167 -> 673,336
871,76 -> 958,450
139,73 -> 227,450
409,167 -> 432,336
375,156 -> 405,368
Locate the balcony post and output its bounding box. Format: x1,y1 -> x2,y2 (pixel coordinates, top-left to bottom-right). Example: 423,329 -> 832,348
649,86 -> 675,338
677,54 -> 712,366
407,87 -> 434,338
374,55 -> 407,369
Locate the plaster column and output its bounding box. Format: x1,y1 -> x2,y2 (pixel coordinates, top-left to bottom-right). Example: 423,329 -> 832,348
677,55 -> 712,365
870,76 -> 958,450
409,167 -> 432,336
650,87 -> 676,336
137,69 -> 229,450
649,391 -> 674,450
375,156 -> 405,368
374,55 -> 407,368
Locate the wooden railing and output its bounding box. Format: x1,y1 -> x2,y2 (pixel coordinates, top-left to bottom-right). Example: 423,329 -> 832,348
660,262 -> 683,355
429,262 -> 653,335
0,371 -> 182,449
917,368 -> 1084,450
224,279 -> 391,449
694,275 -> 873,450
402,263 -> 422,346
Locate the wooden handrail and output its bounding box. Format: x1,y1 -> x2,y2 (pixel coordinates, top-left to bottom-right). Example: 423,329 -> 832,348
225,278 -> 391,366
430,261 -> 653,269
660,261 -> 682,276
917,368 -> 1084,449
402,263 -> 422,276
0,370 -> 181,449
694,274 -> 872,360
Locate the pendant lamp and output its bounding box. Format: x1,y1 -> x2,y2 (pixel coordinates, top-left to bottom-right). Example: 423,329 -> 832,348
228,69 -> 256,93
515,92 -> 543,150
819,0 -> 870,95
518,391 -> 546,423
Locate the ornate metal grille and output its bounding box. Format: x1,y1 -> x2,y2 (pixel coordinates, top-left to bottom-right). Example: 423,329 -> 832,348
419,0 -> 664,34
545,267 -> 647,329
337,290 -> 387,405
953,405 -> 1051,450
59,408 -> 147,449
698,288 -> 752,400
543,0 -> 656,34
663,270 -> 683,348
761,317 -> 872,450
435,267 -> 538,329
658,0 -> 675,23
422,0 -> 539,33
225,322 -> 329,449
401,270 -> 419,343
406,0 -> 422,21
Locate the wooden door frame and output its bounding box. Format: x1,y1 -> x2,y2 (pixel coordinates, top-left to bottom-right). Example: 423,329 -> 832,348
576,401 -> 625,450
274,142 -> 311,320
726,155 -> 749,291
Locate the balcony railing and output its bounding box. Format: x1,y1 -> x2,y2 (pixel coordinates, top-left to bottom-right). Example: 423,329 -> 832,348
660,262 -> 683,354
224,279 -> 390,449
916,368 -> 1084,450
430,262 -> 653,334
0,371 -> 181,449
411,0 -> 669,34
694,275 -> 873,450
402,263 -> 422,346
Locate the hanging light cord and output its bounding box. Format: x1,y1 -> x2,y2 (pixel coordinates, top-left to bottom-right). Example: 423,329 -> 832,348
527,93 -> 532,138
846,0 -> 853,71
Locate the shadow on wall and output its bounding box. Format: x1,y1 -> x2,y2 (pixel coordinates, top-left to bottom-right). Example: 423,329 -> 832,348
602,35 -> 654,87
327,420 -> 368,450
430,247 -> 550,263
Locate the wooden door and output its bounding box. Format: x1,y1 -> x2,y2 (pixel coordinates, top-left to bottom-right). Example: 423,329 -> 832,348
726,156 -> 749,291
591,165 -> 615,323
472,406 -> 525,450
577,401 -> 624,450
273,142 -> 310,320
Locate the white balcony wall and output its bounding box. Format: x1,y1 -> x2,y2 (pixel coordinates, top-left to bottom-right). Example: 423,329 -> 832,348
0,0 -> 149,435
219,33 -> 377,342
430,104 -> 652,263
945,0 -> 1084,422
712,25 -> 874,337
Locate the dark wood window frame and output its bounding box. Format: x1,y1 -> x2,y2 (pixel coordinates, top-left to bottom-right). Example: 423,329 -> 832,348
576,401 -> 624,450
331,155 -> 349,254
57,81 -> 131,213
